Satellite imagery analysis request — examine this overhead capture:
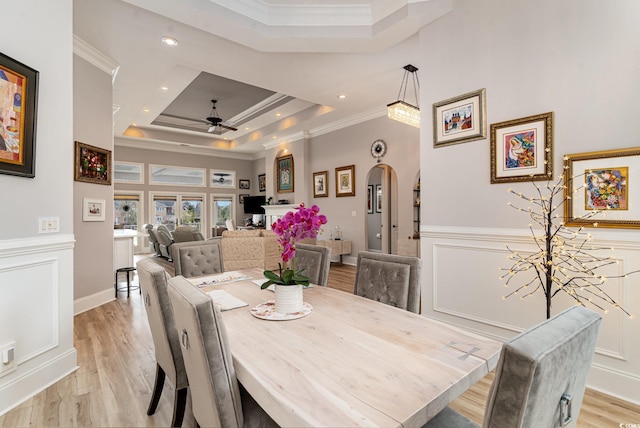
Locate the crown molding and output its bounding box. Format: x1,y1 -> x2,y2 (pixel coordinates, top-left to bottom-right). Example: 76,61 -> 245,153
73,35 -> 120,83
308,106 -> 387,138
116,136 -> 263,160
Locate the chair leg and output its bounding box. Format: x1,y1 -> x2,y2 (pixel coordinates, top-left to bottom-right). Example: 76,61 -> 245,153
126,270 -> 131,298
171,387 -> 188,428
147,364 -> 166,416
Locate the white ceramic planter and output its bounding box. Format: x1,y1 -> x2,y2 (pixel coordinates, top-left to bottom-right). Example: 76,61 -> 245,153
274,284 -> 304,314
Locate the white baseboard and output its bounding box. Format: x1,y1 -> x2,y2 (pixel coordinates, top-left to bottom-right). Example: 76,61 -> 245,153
74,288 -> 115,315
0,348 -> 78,416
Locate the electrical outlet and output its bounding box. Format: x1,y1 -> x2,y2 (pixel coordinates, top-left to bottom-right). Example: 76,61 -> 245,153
352,211 -> 357,217
0,342 -> 17,377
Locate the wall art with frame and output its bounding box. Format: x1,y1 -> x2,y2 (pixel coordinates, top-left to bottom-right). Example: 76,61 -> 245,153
313,171 -> 328,198
564,147 -> 640,229
433,88 -> 486,148
490,112 -> 553,184
375,184 -> 382,213
367,185 -> 374,214
335,165 -> 355,197
277,154 -> 294,193
211,169 -> 236,188
239,179 -> 250,189
239,194 -> 249,204
0,52 -> 39,178
83,198 -> 106,222
258,173 -> 266,192
74,141 -> 112,185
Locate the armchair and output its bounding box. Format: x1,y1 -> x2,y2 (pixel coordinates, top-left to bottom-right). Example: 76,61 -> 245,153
155,224 -> 175,260
172,225 -> 205,242
143,223 -> 161,256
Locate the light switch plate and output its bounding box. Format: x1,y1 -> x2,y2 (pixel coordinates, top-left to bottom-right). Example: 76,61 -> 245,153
38,217 -> 60,233
0,342 -> 17,377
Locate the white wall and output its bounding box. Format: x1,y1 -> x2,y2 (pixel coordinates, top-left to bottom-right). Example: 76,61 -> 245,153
419,0 -> 640,404
0,0 -> 77,415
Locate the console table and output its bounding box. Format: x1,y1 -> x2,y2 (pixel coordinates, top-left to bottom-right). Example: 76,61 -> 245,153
318,239 -> 351,265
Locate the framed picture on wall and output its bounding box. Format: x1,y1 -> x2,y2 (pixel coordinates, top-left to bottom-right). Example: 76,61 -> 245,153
211,169 -> 236,188
367,185 -> 374,214
239,194 -> 249,204
277,154 -> 294,193
490,112 -> 553,183
313,171 -> 328,198
239,179 -> 250,189
83,198 -> 106,222
335,165 -> 355,197
258,173 -> 266,192
433,88 -> 486,148
74,141 -> 112,185
0,51 -> 39,178
564,147 -> 640,229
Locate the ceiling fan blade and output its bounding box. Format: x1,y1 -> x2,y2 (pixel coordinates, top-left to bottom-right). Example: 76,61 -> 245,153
218,123 -> 238,131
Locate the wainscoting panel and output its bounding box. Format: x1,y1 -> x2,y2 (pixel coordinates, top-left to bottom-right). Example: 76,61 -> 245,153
0,235 -> 77,415
420,226 -> 640,405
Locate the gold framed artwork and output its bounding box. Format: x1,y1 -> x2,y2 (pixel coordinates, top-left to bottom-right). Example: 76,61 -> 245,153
433,88 -> 486,147
490,112 -> 553,184
276,154 -> 294,193
564,147 -> 640,229
335,165 -> 355,197
74,141 -> 112,185
313,170 -> 328,198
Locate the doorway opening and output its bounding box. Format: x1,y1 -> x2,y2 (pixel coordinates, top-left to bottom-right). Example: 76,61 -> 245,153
365,164 -> 398,254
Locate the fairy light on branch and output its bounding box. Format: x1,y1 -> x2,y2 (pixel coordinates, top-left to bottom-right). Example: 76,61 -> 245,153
501,172 -> 639,319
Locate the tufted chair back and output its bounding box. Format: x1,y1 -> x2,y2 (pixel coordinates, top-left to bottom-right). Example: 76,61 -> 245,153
354,251 -> 422,314
294,243 -> 331,286
171,240 -> 224,278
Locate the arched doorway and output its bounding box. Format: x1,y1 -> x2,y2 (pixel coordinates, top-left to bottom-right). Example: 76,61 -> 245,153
365,164 -> 398,254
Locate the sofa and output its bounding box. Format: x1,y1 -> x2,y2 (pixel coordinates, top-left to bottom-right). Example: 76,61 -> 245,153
220,229 -> 280,271
172,225 -> 205,242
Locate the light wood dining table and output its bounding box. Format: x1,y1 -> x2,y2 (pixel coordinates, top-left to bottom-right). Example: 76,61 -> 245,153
198,268 -> 501,428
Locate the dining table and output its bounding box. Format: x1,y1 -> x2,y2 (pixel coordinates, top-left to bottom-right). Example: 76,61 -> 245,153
193,268 -> 502,428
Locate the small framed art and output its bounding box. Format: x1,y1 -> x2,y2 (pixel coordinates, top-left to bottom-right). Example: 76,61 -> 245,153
313,171 -> 328,198
211,169 -> 236,188
277,154 -> 294,193
490,112 -> 553,184
564,147 -> 640,229
239,194 -> 249,204
258,173 -> 266,192
75,141 -> 112,185
0,51 -> 39,178
83,198 -> 106,222
336,165 -> 355,197
433,88 -> 486,148
239,179 -> 250,189
367,185 -> 374,214
375,184 -> 382,213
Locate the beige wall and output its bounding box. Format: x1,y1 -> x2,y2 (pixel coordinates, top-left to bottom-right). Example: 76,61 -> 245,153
73,55 -> 114,300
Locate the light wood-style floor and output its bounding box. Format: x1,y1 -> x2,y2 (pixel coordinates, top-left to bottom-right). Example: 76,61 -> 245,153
1,261 -> 638,427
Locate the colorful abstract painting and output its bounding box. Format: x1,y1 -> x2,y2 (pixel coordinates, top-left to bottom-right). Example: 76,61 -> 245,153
585,167 -> 628,210
503,130 -> 536,170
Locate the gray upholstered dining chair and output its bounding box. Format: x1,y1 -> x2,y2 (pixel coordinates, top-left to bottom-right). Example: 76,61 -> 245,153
171,240 -> 224,278
294,243 -> 331,286
135,259 -> 188,428
424,306 -> 602,428
354,251 -> 422,313
167,275 -> 279,428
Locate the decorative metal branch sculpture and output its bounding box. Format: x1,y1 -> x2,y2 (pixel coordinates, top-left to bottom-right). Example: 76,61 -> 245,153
500,170 -> 638,319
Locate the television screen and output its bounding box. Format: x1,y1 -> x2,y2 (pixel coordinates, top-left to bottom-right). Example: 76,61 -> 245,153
243,195 -> 266,214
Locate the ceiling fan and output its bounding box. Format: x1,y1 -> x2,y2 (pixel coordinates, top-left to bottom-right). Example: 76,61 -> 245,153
205,99 -> 238,133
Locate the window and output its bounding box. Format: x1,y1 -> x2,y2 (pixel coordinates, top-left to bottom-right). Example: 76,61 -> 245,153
114,161 -> 144,183
114,192 -> 144,252
149,164 -> 206,186
151,193 -> 206,232
211,194 -> 235,227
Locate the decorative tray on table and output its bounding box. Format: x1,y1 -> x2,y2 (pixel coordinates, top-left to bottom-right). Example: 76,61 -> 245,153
250,300 -> 313,321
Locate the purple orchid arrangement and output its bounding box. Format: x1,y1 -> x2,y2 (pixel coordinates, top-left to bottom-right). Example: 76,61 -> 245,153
262,203 -> 327,288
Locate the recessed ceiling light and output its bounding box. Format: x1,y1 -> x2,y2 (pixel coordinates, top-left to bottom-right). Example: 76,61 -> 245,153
276,113 -> 281,117
132,123 -> 137,127
161,86 -> 168,91
338,94 -> 346,99
143,108 -> 150,112
161,36 -> 179,47
245,127 -> 250,130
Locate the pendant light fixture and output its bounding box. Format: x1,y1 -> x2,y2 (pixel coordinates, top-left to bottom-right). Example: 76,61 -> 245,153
387,64 -> 420,128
